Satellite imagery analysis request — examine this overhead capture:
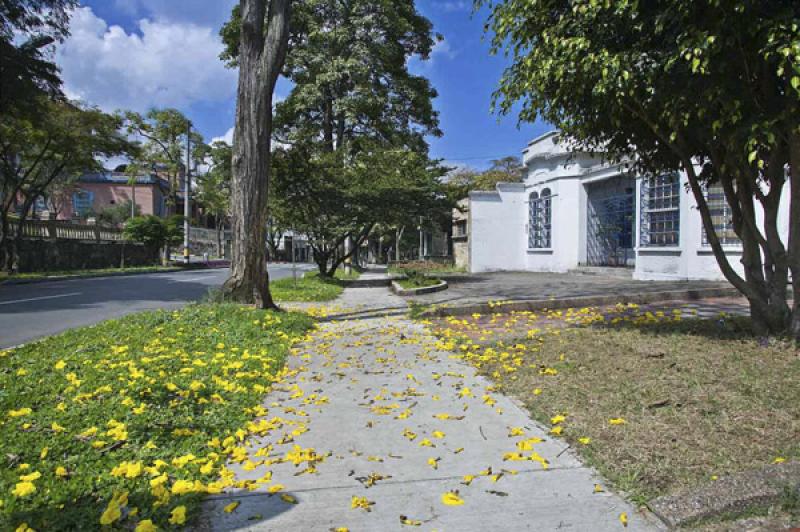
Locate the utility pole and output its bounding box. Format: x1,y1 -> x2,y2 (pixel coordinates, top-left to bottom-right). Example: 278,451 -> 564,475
418,217 -> 424,260
183,120 -> 191,265
291,231 -> 297,288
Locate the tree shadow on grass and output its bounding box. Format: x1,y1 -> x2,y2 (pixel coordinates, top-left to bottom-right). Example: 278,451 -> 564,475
592,313 -> 792,346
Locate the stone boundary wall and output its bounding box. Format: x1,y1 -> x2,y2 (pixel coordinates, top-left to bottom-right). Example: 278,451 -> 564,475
17,239 -> 159,272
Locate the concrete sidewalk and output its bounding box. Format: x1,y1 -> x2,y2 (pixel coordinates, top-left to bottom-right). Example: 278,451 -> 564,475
200,284 -> 662,531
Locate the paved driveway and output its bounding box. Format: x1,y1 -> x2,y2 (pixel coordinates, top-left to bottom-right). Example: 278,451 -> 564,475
413,271 -> 731,307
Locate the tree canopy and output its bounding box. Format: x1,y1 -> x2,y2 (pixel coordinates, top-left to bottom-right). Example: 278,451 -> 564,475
0,0 -> 77,115
481,0 -> 800,337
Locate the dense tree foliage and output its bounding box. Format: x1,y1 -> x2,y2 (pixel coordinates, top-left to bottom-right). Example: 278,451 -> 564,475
482,0 -> 800,338
0,0 -> 77,115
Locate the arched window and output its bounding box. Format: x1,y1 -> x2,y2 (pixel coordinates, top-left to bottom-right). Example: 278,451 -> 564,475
528,189 -> 552,248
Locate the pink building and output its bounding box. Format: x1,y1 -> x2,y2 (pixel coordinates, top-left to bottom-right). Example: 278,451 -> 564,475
54,172 -> 171,221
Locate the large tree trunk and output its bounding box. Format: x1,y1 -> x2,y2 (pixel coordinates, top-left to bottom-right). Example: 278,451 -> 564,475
788,132 -> 800,340
223,0 -> 291,309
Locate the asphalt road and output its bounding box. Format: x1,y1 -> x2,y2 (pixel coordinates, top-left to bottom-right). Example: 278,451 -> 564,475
0,264 -> 315,349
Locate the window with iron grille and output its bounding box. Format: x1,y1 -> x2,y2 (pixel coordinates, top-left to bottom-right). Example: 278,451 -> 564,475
528,189 -> 552,248
702,184 -> 740,246
640,174 -> 680,246
453,220 -> 467,238
72,190 -> 94,217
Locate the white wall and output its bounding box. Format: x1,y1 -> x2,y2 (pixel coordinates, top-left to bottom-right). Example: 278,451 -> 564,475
469,187 -> 526,272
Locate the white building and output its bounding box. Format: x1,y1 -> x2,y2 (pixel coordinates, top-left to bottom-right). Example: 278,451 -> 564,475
466,131 -> 790,281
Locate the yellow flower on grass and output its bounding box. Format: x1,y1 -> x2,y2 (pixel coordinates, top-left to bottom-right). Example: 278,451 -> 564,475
54,360 -> 66,370
550,426 -> 563,436
773,457 -> 786,464
171,480 -> 197,495
441,492 -> 464,506
135,520 -> 157,532
39,448 -> 48,459
12,482 -> 36,498
15,524 -> 34,532
609,418 -> 626,425
112,461 -> 143,479
100,497 -> 123,525
550,414 -> 566,425
8,408 -> 32,418
55,466 -> 68,478
168,506 -> 187,525
51,422 -> 66,433
19,471 -> 41,482
578,437 -> 591,445
223,501 -> 239,513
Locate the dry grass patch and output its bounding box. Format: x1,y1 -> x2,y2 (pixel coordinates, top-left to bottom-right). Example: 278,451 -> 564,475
464,318 -> 800,504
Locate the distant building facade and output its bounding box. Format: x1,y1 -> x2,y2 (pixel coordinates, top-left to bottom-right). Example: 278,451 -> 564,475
51,171 -> 170,221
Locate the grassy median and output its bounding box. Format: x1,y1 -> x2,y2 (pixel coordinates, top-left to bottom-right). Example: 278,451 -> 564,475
271,270 -> 359,302
0,304 -> 313,531
434,309 -> 800,505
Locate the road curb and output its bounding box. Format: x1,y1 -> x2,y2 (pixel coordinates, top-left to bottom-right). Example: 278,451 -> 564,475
648,461 -> 800,528
0,263 -> 230,286
420,287 -> 742,318
391,279 -> 449,296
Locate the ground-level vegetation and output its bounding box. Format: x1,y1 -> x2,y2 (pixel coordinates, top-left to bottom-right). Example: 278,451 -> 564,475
270,269 -> 360,302
0,304 -> 313,531
432,307 -> 799,506
0,265 -> 181,283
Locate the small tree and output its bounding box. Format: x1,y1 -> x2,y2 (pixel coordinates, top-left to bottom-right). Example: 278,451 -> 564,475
482,0 -> 799,338
195,141 -> 232,257
124,215 -> 183,264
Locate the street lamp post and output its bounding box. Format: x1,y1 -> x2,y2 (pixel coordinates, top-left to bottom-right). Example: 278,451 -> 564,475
183,120 -> 191,265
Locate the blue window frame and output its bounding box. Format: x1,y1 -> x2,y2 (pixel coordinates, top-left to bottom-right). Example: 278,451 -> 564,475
528,189 -> 552,248
72,190 -> 94,217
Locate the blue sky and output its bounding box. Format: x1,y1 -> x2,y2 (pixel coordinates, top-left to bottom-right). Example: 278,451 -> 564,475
59,0 -> 549,170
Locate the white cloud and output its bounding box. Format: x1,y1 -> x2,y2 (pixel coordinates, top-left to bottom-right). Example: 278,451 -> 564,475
431,38 -> 457,61
55,6 -> 237,112
211,127 -> 234,145
437,1 -> 471,12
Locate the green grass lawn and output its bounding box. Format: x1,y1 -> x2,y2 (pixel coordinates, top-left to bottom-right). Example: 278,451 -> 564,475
0,265 -> 180,283
0,304 -> 313,531
388,261 -> 465,275
270,269 -> 360,302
